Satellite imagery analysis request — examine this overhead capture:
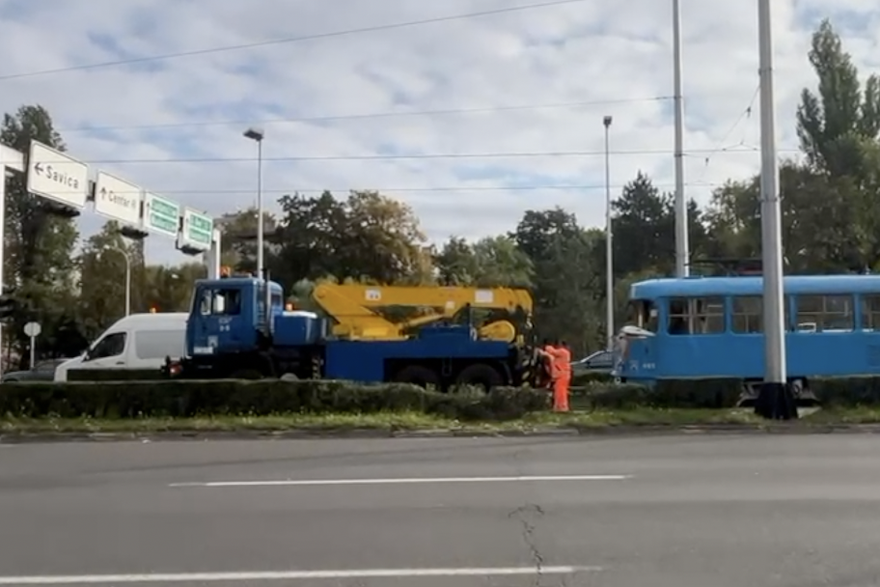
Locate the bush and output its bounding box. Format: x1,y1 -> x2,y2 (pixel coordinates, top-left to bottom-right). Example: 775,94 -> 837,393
0,380 -> 550,422
810,377 -> 880,407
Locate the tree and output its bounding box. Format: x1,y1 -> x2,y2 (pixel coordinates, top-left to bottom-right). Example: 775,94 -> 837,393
796,19 -> 880,180
1,104 -> 79,367
77,221 -> 139,340
611,172 -> 675,276
272,190 -> 434,290
217,207 -> 279,274
434,235 -> 533,288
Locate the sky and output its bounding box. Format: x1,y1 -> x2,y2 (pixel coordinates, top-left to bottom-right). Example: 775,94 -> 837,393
0,0 -> 878,266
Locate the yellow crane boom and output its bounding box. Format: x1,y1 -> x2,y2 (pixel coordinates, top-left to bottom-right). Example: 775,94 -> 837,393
310,283 -> 533,343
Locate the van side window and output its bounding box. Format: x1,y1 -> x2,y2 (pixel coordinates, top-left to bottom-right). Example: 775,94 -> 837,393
135,330 -> 185,360
89,333 -> 126,360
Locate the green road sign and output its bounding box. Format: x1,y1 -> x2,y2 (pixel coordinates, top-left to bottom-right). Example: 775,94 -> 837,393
143,192 -> 180,238
181,207 -> 213,250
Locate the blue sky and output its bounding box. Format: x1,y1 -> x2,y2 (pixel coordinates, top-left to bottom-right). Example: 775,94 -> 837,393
0,0 -> 878,265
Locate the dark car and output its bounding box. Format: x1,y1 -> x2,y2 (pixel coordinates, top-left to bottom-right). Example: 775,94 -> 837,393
1,358 -> 72,383
571,350 -> 614,375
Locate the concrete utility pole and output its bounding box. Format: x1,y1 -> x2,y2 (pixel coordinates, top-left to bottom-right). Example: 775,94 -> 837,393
672,0 -> 689,276
756,0 -> 795,419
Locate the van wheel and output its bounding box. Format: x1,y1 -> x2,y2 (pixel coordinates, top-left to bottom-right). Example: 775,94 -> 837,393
230,369 -> 263,380
455,363 -> 503,391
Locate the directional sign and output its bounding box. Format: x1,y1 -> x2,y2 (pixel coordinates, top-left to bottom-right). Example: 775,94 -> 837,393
94,171 -> 142,226
142,192 -> 181,238
26,141 -> 88,208
179,207 -> 213,250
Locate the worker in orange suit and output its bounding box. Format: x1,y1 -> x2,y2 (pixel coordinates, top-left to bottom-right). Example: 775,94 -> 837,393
538,339 -> 557,391
554,340 -> 572,412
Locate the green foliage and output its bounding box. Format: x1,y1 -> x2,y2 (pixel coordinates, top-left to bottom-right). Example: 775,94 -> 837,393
0,380 -> 549,421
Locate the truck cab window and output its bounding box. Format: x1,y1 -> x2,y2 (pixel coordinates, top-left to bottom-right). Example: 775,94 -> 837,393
198,288 -> 242,316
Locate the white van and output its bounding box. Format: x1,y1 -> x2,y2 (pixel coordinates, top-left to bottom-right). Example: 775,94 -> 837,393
54,312 -> 188,382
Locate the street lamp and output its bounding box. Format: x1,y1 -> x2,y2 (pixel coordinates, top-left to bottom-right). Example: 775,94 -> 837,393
603,115 -> 614,351
243,127 -> 265,279
100,247 -> 131,317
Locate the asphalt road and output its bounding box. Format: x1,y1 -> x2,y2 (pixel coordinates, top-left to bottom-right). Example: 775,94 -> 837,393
2,433 -> 880,586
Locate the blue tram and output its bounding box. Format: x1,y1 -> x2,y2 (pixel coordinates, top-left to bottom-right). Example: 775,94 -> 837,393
614,274 -> 880,389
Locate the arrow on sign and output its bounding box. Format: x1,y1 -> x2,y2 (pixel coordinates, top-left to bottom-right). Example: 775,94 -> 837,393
33,162 -> 44,175
100,187 -> 107,199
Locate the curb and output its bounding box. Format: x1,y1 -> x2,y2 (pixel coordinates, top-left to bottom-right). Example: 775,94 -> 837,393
4,423 -> 880,443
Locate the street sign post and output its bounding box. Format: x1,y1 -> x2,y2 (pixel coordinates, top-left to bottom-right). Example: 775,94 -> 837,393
142,192 -> 181,238
94,171 -> 142,227
23,321 -> 41,370
26,141 -> 89,209
178,207 -> 214,252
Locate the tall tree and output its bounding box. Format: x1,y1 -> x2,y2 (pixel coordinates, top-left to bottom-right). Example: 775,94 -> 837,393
796,19 -> 880,180
1,104 -> 79,367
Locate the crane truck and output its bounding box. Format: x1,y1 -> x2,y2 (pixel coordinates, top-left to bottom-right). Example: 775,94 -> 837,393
163,273 -> 539,390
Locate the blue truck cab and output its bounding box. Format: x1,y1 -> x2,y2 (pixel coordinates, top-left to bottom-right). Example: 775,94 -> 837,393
187,277 -> 285,357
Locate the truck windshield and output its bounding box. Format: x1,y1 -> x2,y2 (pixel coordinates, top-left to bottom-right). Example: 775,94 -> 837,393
197,287 -> 242,316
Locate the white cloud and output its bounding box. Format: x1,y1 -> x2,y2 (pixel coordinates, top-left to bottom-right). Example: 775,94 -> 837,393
0,0 -> 876,264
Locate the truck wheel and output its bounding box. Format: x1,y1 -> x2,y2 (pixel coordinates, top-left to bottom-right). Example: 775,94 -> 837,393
392,365 -> 441,389
455,363 -> 503,391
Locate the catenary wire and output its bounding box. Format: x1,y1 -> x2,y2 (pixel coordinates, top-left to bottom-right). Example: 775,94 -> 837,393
30,147 -> 799,165
0,0 -> 589,81
65,182 -> 725,197
57,96 -> 674,133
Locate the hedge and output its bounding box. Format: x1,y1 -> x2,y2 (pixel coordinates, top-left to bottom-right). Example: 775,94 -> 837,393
0,380 -> 550,421
579,376 -> 880,409
5,376 -> 880,422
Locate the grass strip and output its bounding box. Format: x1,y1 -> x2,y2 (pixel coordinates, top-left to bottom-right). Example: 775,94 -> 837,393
6,407 -> 878,436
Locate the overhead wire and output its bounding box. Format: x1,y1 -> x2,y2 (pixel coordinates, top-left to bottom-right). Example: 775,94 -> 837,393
29,147 -> 799,166
0,0 -> 589,81
74,181 -> 725,197
58,96 -> 674,133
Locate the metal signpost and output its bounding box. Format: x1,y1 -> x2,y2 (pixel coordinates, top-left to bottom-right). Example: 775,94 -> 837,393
23,321 -> 41,369
94,171 -> 142,227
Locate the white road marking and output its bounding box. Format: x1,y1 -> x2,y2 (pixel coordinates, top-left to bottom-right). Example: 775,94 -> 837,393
169,474 -> 632,488
0,565 -> 603,584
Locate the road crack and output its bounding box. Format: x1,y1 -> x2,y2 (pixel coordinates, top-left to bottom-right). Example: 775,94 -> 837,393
508,503 -> 546,586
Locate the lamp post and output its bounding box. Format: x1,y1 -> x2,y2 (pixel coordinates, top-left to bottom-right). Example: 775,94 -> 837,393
243,127 -> 265,278
102,247 -> 131,317
603,115 -> 614,350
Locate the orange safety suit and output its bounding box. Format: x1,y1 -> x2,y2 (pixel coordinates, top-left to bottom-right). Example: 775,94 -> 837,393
554,346 -> 572,412
542,344 -> 558,390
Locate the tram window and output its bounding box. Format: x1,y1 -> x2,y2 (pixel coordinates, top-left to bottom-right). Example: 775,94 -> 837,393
666,297 -> 724,335
796,294 -> 853,331
861,295 -> 880,330
732,296 -> 762,333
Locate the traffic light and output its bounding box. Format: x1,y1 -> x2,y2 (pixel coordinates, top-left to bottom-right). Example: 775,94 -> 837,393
0,290 -> 18,320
